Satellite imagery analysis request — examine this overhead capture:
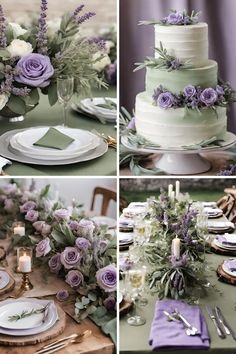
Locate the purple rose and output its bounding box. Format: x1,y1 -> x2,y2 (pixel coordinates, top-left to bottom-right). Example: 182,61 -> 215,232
48,253 -> 62,273
69,220 -> 80,234
183,85 -> 197,98
167,12 -> 184,25
127,117 -> 136,130
15,53 -> 54,88
65,269 -> 84,288
75,237 -> 91,250
2,183 -> 17,195
105,62 -> 117,85
53,208 -> 70,221
157,92 -> 175,109
77,219 -> 95,238
20,201 -> 36,213
25,209 -> 39,222
36,237 -> 51,257
61,247 -> 81,269
200,88 -> 218,106
56,289 -> 69,301
33,221 -> 51,236
96,264 -> 117,292
103,296 -> 116,311
4,198 -> 14,212
97,239 -> 108,253
216,85 -> 225,96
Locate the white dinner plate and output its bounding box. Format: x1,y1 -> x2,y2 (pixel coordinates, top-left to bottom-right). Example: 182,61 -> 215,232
0,129 -> 108,166
208,221 -> 234,229
0,299 -> 58,335
0,270 -> 10,290
10,127 -> 100,160
91,216 -> 116,229
213,239 -> 236,251
119,232 -> 133,244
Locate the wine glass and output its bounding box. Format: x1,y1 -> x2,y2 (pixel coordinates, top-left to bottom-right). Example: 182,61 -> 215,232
196,212 -> 208,240
125,266 -> 147,326
57,75 -> 74,127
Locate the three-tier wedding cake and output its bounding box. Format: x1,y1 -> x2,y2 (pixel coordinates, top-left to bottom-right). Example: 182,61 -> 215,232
134,10 -> 235,148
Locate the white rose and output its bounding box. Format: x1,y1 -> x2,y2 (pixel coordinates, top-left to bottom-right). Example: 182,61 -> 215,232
9,22 -> 27,38
105,40 -> 115,54
7,39 -> 33,58
93,52 -> 111,72
0,94 -> 9,111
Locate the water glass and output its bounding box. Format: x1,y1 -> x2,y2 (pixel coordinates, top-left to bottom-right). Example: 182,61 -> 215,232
57,75 -> 74,127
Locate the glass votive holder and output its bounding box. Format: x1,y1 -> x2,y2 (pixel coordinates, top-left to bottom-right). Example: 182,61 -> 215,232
17,247 -> 32,273
13,221 -> 25,236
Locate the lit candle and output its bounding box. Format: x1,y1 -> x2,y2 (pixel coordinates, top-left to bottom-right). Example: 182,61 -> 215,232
18,253 -> 31,273
168,184 -> 173,198
172,236 -> 180,259
175,180 -> 180,199
170,191 -> 175,202
14,225 -> 25,236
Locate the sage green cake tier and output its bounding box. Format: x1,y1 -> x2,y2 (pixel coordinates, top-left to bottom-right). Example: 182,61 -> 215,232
135,92 -> 227,148
145,60 -> 218,95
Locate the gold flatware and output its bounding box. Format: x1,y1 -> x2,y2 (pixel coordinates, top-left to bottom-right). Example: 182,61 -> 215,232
35,330 -> 91,354
91,130 -> 117,149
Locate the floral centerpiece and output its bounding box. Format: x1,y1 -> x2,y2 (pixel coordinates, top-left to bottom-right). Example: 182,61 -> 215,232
0,2 -> 107,118
139,10 -> 200,26
0,181 -> 116,338
144,189 -> 212,300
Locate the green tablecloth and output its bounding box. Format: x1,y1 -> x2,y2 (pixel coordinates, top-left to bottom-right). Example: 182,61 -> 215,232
0,88 -> 116,176
120,215 -> 236,354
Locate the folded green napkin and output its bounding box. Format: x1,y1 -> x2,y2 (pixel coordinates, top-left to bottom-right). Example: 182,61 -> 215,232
33,127 -> 74,150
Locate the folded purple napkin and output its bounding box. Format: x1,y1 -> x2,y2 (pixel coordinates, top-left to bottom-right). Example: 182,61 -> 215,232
149,300 -> 210,351
217,234 -> 236,246
224,259 -> 236,272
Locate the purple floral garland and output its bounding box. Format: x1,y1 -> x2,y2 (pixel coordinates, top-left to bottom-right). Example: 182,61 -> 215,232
153,83 -> 235,110
160,10 -> 200,26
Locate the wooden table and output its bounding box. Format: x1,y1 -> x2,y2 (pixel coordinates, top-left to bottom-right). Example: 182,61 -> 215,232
0,239 -> 114,354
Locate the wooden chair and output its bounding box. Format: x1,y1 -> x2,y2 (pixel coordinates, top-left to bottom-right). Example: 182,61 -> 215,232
217,193 -> 236,219
90,187 -> 116,216
119,195 -> 128,213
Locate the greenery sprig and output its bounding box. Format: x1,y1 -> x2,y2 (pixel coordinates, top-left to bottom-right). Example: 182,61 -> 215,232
8,306 -> 47,322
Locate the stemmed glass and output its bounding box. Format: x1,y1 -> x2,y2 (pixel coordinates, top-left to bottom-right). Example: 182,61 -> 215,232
57,75 -> 74,127
196,212 -> 209,241
125,266 -> 147,326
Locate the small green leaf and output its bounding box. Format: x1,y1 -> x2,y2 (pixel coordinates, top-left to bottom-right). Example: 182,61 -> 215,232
94,306 -> 107,318
75,302 -> 84,310
7,95 -> 26,115
40,184 -> 50,198
47,83 -> 58,106
0,49 -> 10,59
88,291 -> 97,302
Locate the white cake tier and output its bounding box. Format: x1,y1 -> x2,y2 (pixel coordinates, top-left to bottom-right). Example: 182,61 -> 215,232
135,92 -> 227,148
155,23 -> 208,67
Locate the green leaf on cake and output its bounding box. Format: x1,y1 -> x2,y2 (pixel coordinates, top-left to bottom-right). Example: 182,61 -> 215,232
182,136 -> 225,150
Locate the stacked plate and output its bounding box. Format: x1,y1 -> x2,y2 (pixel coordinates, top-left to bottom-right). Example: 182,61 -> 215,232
119,232 -> 133,248
222,259 -> 236,277
72,97 -> 117,123
202,202 -> 217,208
119,217 -> 134,232
0,127 -> 107,166
208,221 -> 235,233
214,234 -> 236,251
0,270 -> 10,290
0,298 -> 58,336
203,207 -> 223,218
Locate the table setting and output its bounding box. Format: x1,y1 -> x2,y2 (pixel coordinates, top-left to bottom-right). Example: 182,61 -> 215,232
0,180 -> 117,353
119,181 -> 236,353
0,1 -> 117,176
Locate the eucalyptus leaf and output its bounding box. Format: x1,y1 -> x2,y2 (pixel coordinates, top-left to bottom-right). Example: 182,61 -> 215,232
7,95 -> 26,115
88,291 -> 97,302
47,83 -> 58,106
94,306 -> 107,318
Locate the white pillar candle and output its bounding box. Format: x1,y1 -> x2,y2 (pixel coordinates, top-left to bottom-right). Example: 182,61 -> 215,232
175,180 -> 180,199
14,226 -> 25,236
172,236 -> 180,259
170,191 -> 175,202
18,253 -> 31,273
168,184 -> 173,198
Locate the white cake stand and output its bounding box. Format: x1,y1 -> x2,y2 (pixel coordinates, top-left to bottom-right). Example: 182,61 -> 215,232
121,132 -> 236,175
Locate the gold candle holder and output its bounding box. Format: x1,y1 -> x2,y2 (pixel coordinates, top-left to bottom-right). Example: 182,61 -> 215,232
17,247 -> 33,290
19,272 -> 33,291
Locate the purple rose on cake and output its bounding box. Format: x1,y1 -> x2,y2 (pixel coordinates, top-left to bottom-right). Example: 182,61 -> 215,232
157,92 -> 175,109
15,53 -> 54,88
183,85 -> 197,98
167,11 -> 184,25
200,88 -> 218,106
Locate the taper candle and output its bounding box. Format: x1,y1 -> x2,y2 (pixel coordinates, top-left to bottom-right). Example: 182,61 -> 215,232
172,236 -> 180,259
175,181 -> 180,199
168,184 -> 173,198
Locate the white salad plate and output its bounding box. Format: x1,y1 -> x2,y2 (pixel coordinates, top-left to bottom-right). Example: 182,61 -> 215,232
213,238 -> 236,251
91,216 -> 116,229
9,127 -> 100,160
208,221 -> 234,230
119,232 -> 133,245
0,270 -> 10,290
0,299 -> 58,336
0,129 -> 108,166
